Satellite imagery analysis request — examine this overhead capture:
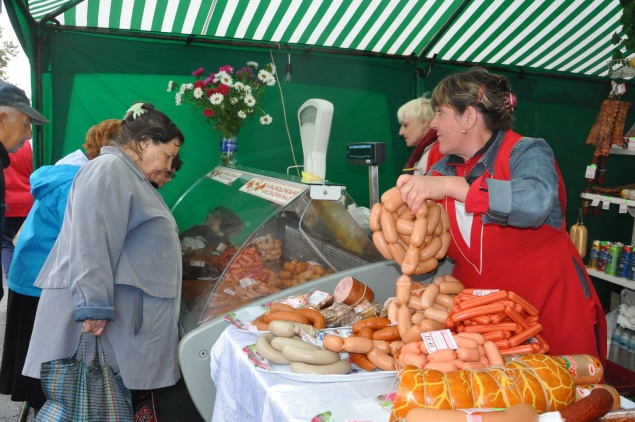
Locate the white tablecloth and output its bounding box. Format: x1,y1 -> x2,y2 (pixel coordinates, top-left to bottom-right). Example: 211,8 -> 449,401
209,325 -> 397,422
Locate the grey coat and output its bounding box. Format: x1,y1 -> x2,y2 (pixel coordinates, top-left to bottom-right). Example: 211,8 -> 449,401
23,147 -> 182,390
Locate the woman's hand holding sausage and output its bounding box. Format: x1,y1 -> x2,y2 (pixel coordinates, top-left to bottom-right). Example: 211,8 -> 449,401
397,175 -> 468,215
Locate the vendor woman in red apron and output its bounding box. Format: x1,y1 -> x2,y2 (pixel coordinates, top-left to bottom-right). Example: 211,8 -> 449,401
397,66 -> 606,363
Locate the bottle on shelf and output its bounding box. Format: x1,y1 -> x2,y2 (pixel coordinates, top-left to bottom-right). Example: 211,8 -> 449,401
609,325 -> 623,363
628,330 -> 635,370
620,327 -> 632,369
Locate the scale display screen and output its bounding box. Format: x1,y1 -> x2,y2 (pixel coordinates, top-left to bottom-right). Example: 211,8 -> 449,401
346,142 -> 385,165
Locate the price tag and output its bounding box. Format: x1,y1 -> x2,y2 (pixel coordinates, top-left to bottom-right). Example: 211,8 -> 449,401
223,288 -> 237,295
591,197 -> 600,206
585,164 -> 596,179
602,197 -> 611,210
620,200 -> 628,213
471,289 -> 499,297
629,138 -> 635,152
422,329 -> 458,354
239,278 -> 257,288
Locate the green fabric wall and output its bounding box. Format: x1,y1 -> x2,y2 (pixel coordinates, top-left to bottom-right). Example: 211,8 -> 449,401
43,30 -> 418,210
36,30 -> 635,257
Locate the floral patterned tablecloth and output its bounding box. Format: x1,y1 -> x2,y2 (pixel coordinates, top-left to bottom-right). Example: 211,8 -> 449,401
210,325 -> 396,422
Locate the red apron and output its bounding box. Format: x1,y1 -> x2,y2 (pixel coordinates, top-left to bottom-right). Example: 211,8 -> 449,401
438,131 -> 606,363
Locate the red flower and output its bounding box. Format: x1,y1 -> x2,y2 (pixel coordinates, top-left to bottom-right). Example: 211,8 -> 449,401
192,67 -> 205,76
194,80 -> 205,90
216,84 -> 230,96
207,88 -> 216,97
203,109 -> 215,117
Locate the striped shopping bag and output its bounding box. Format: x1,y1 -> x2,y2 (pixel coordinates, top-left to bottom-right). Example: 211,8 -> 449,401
36,333 -> 134,422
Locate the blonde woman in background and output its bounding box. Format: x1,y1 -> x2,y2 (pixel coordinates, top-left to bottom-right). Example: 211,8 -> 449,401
398,94 -> 439,175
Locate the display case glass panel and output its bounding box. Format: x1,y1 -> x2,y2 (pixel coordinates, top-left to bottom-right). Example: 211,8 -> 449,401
172,166 -> 384,332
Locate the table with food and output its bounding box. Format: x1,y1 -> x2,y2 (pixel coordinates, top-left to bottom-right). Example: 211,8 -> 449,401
208,186 -> 635,422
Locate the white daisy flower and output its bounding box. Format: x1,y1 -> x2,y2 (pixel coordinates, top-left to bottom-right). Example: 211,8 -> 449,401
260,114 -> 273,125
175,93 -> 182,106
234,82 -> 245,91
179,83 -> 188,94
237,111 -> 247,119
230,97 -> 239,105
247,61 -> 259,68
243,85 -> 252,94
193,87 -> 204,99
269,64 -> 276,75
266,76 -> 276,86
167,81 -> 175,92
210,93 -> 224,105
220,74 -> 233,86
244,95 -> 256,107
258,70 -> 272,83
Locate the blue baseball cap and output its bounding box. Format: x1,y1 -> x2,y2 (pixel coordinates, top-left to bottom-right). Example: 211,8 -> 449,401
0,81 -> 49,124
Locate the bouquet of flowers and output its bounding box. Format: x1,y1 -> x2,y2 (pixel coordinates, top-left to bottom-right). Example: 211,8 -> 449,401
167,61 -> 276,140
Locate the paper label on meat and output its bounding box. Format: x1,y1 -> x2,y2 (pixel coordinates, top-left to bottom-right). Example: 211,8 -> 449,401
422,329 -> 458,354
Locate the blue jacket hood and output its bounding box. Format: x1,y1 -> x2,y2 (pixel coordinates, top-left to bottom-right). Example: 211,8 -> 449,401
30,164 -> 82,201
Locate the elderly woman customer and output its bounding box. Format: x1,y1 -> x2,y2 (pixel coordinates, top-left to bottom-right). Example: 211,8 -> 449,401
23,103 -> 185,409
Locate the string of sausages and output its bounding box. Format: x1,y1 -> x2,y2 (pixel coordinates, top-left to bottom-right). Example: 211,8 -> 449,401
370,187 -> 451,275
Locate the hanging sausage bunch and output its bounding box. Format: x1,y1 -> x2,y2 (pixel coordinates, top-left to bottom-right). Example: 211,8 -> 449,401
585,97 -> 632,156
370,187 -> 451,275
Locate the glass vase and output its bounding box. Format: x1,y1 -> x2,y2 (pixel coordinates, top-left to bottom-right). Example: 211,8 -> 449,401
220,134 -> 238,167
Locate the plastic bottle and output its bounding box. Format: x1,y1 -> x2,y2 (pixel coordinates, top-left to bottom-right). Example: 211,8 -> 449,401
620,328 -> 632,368
609,326 -> 623,363
628,331 -> 635,371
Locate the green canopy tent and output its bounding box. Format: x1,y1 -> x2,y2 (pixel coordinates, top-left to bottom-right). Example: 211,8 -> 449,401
3,1 -> 633,218
4,1 -> 635,418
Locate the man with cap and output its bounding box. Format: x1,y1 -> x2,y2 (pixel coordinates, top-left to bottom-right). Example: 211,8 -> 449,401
0,81 -> 49,300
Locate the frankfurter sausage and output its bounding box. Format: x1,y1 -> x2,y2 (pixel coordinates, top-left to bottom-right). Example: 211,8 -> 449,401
411,311 -> 426,325
396,275 -> 412,305
388,242 -> 407,265
452,334 -> 478,349
369,202 -> 383,232
410,218 -> 428,248
382,187 -> 404,213
435,231 -> 452,259
322,334 -> 345,352
434,293 -> 455,309
380,210 -> 399,243
387,301 -> 399,324
456,332 -> 486,345
400,352 -> 427,368
427,349 -> 457,362
401,325 -> 425,344
251,314 -> 269,331
372,230 -> 393,260
358,326 -> 375,339
395,218 -> 415,236
290,359 -> 352,375
414,257 -> 438,274
456,346 -> 480,362
483,340 -> 504,366
281,345 -> 341,365
423,361 -> 458,373
255,333 -> 291,364
426,204 -> 441,235
420,318 -> 444,332
373,340 -> 391,355
402,245 -> 420,276
397,305 -> 413,338
367,348 -> 396,371
349,352 -> 376,371
423,307 -> 449,324
420,283 -> 440,309
438,279 -> 464,295
342,336 -> 374,354
419,236 -> 442,261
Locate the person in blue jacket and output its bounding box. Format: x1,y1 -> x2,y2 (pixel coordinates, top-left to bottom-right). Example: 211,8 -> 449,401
0,119 -> 121,412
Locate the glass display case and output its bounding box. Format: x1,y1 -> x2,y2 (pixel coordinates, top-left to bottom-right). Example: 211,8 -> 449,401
171,165 -> 384,333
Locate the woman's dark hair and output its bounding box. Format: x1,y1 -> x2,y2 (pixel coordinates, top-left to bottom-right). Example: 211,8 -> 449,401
431,66 -> 515,131
113,102 -> 185,153
172,152 -> 183,171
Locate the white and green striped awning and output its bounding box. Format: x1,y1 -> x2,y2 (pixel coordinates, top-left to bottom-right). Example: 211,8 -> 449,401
25,0 -> 629,79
